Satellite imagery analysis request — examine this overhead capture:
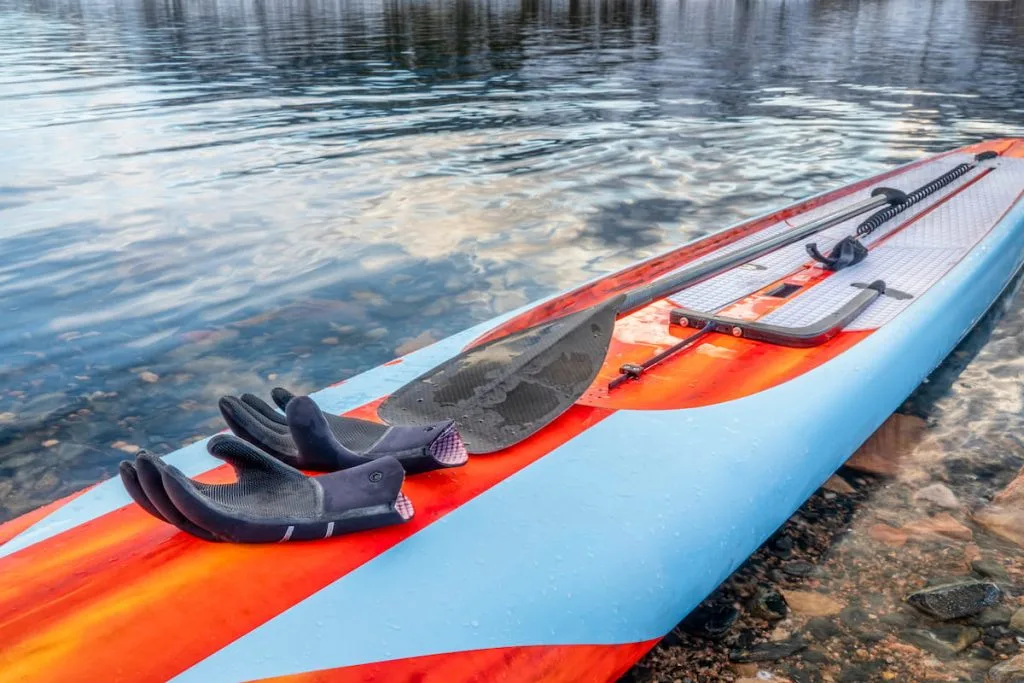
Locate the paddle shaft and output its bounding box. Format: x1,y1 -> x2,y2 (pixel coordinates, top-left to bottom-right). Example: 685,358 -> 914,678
618,193 -> 893,314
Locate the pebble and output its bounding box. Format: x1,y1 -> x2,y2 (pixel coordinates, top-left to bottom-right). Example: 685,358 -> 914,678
0,412 -> 15,425
844,413 -> 926,476
781,590 -> 844,617
751,587 -> 789,622
804,617 -> 840,642
838,662 -> 885,682
395,330 -> 439,356
899,625 -> 982,658
41,439 -> 59,448
879,611 -> 917,629
987,653 -> 1024,683
771,534 -> 794,559
972,559 -> 1010,582
823,475 -> 855,495
730,636 -> 807,663
839,606 -> 869,627
731,663 -> 759,677
1009,608 -> 1024,634
903,513 -> 974,542
907,581 -> 1001,620
970,606 -> 1015,628
974,469 -> 1024,549
855,629 -> 887,644
680,603 -> 739,639
913,483 -> 960,510
139,371 -> 159,383
782,561 -> 815,578
110,440 -> 141,454
34,470 -> 60,493
869,523 -> 908,547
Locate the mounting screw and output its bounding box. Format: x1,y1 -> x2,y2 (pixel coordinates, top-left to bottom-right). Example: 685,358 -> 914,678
731,326 -> 743,337
369,471 -> 383,483
678,316 -> 689,327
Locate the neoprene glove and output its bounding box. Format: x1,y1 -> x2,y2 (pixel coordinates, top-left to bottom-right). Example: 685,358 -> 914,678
120,435 -> 413,543
218,388 -> 467,474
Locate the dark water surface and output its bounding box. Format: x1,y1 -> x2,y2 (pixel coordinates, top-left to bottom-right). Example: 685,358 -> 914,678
1,0 -> 1023,521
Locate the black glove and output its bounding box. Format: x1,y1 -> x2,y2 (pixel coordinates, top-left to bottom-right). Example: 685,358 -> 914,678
120,453 -> 219,542
119,435 -> 413,543
218,388 -> 467,474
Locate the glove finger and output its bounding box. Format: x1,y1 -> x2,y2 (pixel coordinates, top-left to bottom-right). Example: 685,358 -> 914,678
272,388 -> 391,453
134,453 -> 220,542
119,460 -> 169,523
219,396 -> 299,465
239,393 -> 288,428
285,396 -> 362,470
220,395 -> 288,435
207,434 -> 303,478
271,387 -> 297,411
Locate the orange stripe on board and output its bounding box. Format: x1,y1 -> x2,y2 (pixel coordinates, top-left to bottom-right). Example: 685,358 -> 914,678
0,404 -> 613,683
251,641 -> 660,683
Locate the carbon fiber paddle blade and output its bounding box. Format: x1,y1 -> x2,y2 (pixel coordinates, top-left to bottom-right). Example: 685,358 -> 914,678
379,295 -> 625,454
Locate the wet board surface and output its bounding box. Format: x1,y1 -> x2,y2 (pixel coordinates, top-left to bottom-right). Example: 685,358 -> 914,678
2,139 -> 1024,683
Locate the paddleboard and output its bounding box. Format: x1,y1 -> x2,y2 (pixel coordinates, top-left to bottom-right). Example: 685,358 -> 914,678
2,138 -> 1023,683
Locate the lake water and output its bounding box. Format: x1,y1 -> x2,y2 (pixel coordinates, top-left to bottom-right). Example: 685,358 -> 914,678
3,0 -> 1024,679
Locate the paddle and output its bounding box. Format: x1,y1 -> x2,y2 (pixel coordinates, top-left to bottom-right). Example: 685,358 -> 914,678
377,185 -> 911,454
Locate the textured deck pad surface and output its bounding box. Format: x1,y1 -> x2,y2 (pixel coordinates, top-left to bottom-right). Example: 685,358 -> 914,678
668,152 -> 981,313
765,157 -> 1024,330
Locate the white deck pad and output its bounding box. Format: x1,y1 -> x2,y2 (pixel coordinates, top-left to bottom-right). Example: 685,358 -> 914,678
668,153 -> 980,313
763,157 -> 1024,331
668,155 -> 1024,330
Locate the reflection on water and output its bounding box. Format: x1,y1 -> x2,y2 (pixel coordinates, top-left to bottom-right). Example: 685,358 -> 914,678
0,0 -> 1022,524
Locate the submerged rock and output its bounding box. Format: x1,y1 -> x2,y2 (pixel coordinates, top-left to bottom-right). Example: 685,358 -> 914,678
913,483 -> 961,510
823,475 -> 855,495
1009,608 -> 1024,634
975,469 -> 1024,549
804,616 -> 840,642
907,581 -> 1001,620
782,590 -> 844,617
869,523 -> 908,547
903,513 -> 974,542
845,413 -> 926,476
771,534 -> 794,559
729,636 -> 807,663
972,558 -> 1010,582
750,587 -> 788,621
900,625 -> 982,658
781,560 -> 815,578
987,653 -> 1024,683
969,606 -> 1014,628
680,603 -> 739,639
